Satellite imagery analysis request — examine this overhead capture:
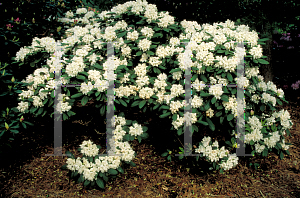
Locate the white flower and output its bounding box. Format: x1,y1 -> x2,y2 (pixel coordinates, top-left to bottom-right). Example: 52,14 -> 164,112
206,108 -> 214,118
129,123 -> 143,136
76,8 -> 88,15
138,38 -> 152,52
209,85 -> 223,100
17,101 -> 29,113
65,10 -> 74,18
149,56 -> 162,67
141,26 -> 154,38
127,30 -> 139,41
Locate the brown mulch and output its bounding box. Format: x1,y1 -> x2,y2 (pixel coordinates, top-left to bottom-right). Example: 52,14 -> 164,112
0,82 -> 300,197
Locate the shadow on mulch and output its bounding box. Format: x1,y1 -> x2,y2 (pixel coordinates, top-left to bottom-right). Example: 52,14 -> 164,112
0,85 -> 300,197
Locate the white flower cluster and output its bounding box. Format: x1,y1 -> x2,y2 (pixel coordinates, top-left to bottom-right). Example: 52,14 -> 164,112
156,11 -> 175,28
244,109 -> 292,154
127,30 -> 139,41
244,115 -> 264,144
208,85 -> 223,100
195,136 -> 239,171
65,56 -> 85,77
206,108 -> 214,118
149,56 -> 162,67
141,26 -> 154,38
66,115 -> 143,181
54,93 -> 72,114
138,38 -> 152,52
79,140 -> 99,157
172,112 -> 197,130
235,76 -> 250,89
121,45 -> 132,58
129,123 -> 143,136
170,84 -> 185,98
172,71 -> 183,81
76,8 -> 88,15
65,10 -> 74,18
261,92 -> 277,106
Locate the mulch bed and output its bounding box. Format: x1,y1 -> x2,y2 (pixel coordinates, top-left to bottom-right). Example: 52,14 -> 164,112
0,81 -> 300,197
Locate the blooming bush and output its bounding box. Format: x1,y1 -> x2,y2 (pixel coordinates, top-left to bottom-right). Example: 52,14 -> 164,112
11,0 -> 293,190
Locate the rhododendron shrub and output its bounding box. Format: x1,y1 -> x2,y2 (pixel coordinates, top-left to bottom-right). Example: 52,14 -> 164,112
12,0 -> 293,190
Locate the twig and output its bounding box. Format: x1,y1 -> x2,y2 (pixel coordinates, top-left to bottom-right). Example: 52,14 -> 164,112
260,190 -> 266,198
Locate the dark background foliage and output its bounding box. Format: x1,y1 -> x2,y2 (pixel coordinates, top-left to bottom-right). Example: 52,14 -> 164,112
0,0 -> 299,152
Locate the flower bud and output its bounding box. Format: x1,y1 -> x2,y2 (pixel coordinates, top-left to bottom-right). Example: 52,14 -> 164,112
16,7 -> 19,12
61,2 -> 65,7
57,26 -> 61,32
2,69 -> 5,76
250,110 -> 254,116
32,18 -> 35,23
20,116 -> 24,122
11,76 -> 15,82
11,17 -> 13,21
5,122 -> 9,130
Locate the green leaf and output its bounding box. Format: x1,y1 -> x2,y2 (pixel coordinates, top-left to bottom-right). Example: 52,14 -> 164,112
262,149 -> 268,157
172,114 -> 178,121
260,105 -> 265,112
65,151 -> 74,159
221,95 -> 229,102
167,155 -> 171,162
136,51 -> 142,56
215,111 -> 222,117
95,91 -> 100,97
131,101 -> 140,107
130,161 -> 136,167
159,105 -> 170,110
177,127 -> 183,135
279,151 -> 284,159
119,99 -> 127,107
211,97 -> 216,104
200,92 -> 211,97
146,51 -> 154,55
227,73 -> 233,82
71,92 -> 83,98
63,113 -> 68,121
37,107 -> 43,115
21,122 -> 27,129
139,100 -> 146,109
117,166 -> 124,174
81,96 -> 89,106
76,75 -> 85,80
108,168 -> 118,175
100,106 -> 105,116
203,101 -> 210,111
227,114 -> 234,121
206,117 -> 215,131
192,125 -> 198,132
257,59 -> 269,64
200,74 -> 207,83
225,140 -> 232,147
102,174 -> 108,182
197,120 -> 208,126
96,178 -> 105,189
159,112 -> 171,118
161,152 -> 168,157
